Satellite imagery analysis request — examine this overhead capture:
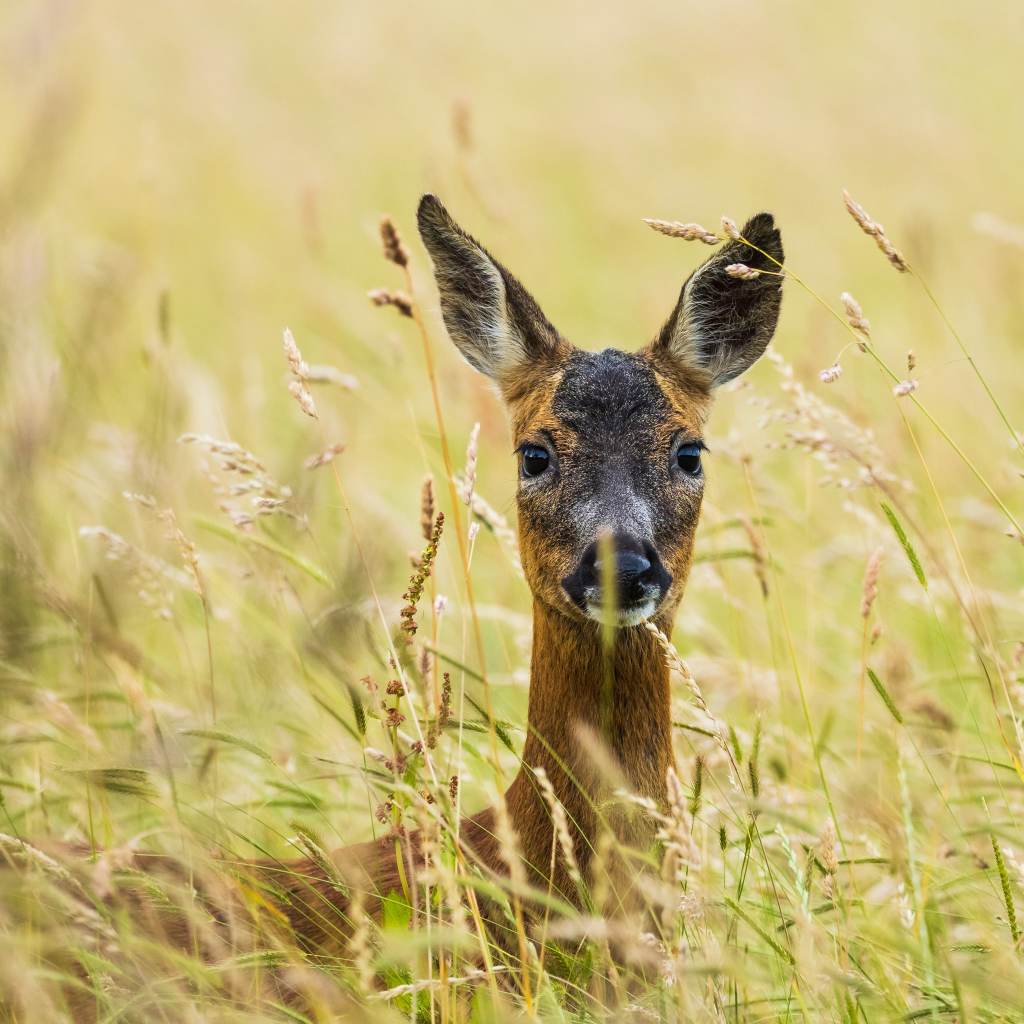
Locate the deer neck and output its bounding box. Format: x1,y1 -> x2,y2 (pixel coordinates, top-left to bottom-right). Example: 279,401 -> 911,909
502,598 -> 675,883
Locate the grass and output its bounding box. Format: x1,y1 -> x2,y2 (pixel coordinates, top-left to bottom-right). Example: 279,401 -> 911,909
1,2 -> 1023,1020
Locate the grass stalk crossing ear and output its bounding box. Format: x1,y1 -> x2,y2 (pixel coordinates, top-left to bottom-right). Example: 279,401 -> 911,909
647,213 -> 785,387
416,194 -> 569,387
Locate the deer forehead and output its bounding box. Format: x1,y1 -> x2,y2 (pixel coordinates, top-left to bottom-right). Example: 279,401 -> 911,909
510,348 -> 710,452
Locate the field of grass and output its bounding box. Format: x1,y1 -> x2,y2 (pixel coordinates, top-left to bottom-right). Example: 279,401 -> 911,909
1,2 -> 1023,1020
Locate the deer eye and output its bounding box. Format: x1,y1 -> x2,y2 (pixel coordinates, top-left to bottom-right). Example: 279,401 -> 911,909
520,444 -> 550,478
675,442 -> 703,477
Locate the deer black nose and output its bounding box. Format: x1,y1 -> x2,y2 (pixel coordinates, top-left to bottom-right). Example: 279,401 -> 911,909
561,534 -> 672,614
595,547 -> 651,585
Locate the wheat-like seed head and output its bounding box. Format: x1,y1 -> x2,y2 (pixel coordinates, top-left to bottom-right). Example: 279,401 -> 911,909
158,508 -> 202,597
368,287 -> 413,318
379,215 -> 409,267
282,327 -> 308,379
860,547 -> 883,619
534,766 -> 582,886
419,475 -> 435,541
726,263 -> 761,280
282,328 -> 318,419
842,189 -> 909,272
840,291 -> 871,346
818,820 -> 839,876
456,479 -> 523,575
492,794 -> 528,888
287,380 -> 318,419
461,422 -> 480,508
720,215 -> 741,241
304,442 -> 345,470
819,363 -> 843,384
643,218 -> 719,244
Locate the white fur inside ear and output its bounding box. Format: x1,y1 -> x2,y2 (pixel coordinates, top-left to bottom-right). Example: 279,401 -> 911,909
664,251 -> 780,388
672,261 -> 725,382
467,252 -> 531,379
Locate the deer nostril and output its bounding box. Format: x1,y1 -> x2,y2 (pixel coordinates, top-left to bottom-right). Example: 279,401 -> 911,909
616,549 -> 651,582
594,549 -> 651,584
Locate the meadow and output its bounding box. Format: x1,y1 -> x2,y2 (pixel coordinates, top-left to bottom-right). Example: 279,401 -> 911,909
1,2 -> 1023,1020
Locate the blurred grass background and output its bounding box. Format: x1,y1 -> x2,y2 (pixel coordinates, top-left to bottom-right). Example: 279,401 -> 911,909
2,1 -> 1023,1019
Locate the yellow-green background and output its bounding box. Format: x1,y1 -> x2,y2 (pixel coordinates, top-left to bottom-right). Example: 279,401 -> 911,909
2,1 -> 1023,1017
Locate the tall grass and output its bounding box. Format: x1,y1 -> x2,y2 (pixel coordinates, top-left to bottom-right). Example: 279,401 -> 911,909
1,2 -> 1023,1020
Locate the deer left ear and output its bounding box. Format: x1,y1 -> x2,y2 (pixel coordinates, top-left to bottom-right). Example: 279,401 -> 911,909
416,194 -> 568,388
648,213 -> 784,388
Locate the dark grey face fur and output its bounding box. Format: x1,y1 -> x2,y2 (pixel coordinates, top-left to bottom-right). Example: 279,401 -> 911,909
519,348 -> 703,625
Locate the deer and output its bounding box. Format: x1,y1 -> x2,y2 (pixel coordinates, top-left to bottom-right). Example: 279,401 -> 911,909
6,195 -> 784,1012
256,194 -> 785,954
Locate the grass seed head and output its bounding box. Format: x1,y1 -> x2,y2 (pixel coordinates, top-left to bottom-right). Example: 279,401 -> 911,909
287,379 -> 318,419
401,513 -> 444,639
282,328 -> 318,419
304,442 -> 345,469
462,422 -> 480,507
282,327 -> 308,379
158,508 -> 202,597
535,766 -> 583,886
368,287 -> 413,317
720,215 -> 741,240
842,189 -> 910,272
420,475 -> 435,541
840,291 -> 871,346
861,547 -> 883,619
643,218 -> 719,244
379,215 -> 409,267
726,263 -> 761,280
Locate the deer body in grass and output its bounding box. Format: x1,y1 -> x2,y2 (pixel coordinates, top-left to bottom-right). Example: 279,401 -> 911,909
278,196 -> 785,947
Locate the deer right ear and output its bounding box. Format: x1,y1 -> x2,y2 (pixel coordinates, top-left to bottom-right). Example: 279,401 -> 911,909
647,213 -> 784,389
417,194 -> 567,385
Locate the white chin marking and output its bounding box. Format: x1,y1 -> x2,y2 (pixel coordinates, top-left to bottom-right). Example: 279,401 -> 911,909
584,598 -> 658,627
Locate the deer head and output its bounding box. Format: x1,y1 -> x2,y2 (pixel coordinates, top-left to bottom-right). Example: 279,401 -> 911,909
417,195 -> 783,629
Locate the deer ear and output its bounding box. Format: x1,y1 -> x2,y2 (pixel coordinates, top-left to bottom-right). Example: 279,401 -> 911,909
648,213 -> 784,388
417,194 -> 567,384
